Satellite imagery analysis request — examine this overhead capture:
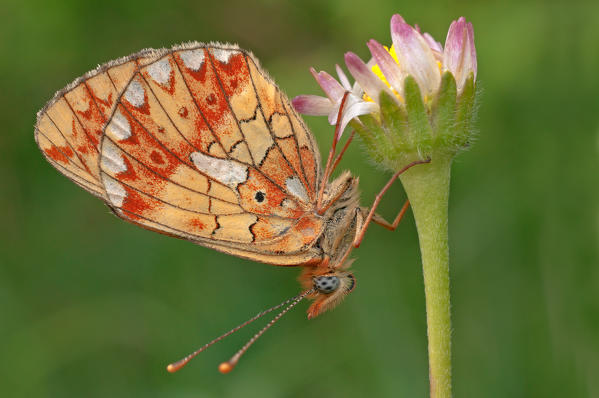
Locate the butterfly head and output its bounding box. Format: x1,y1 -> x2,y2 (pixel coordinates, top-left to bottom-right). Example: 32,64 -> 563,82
299,265 -> 356,319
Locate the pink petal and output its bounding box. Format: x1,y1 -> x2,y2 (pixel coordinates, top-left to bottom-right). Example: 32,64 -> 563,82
310,67 -> 345,102
344,51 -> 394,104
391,17 -> 441,96
443,17 -> 477,91
443,17 -> 466,77
423,32 -> 443,53
335,64 -> 352,91
391,14 -> 406,26
466,22 -> 477,79
292,95 -> 333,116
367,39 -> 404,95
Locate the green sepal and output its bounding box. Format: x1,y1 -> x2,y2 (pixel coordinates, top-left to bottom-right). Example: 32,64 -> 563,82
350,116 -> 386,165
454,73 -> 477,148
379,91 -> 409,158
404,76 -> 433,153
432,72 -> 457,149
379,90 -> 408,145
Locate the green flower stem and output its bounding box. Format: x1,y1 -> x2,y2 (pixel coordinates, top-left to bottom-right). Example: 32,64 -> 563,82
400,153 -> 452,398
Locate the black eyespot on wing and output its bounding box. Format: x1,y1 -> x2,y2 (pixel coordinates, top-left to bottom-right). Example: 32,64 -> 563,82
255,191 -> 265,203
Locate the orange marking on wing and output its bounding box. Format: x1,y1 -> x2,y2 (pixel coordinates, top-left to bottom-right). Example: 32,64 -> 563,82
210,51 -> 249,98
253,214 -> 324,254
68,118 -> 97,168
104,98 -> 239,212
105,149 -> 217,214
177,50 -> 228,126
237,169 -> 303,219
141,61 -> 176,95
173,50 -> 248,158
189,218 -> 206,231
109,103 -> 181,183
44,145 -> 73,164
150,150 -> 165,164
85,70 -> 120,118
251,217 -> 293,242
294,216 -> 322,246
238,169 -> 286,213
143,55 -> 227,159
45,99 -> 96,174
76,144 -> 89,155
118,75 -> 201,169
36,131 -> 101,194
120,185 -> 161,220
259,147 -> 302,196
68,88 -> 111,148
115,156 -> 139,182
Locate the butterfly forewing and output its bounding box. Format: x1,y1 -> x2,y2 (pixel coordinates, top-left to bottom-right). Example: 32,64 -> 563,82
93,43 -> 325,264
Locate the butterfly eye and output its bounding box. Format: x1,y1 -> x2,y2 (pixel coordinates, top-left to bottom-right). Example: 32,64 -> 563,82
254,190 -> 266,203
313,275 -> 340,294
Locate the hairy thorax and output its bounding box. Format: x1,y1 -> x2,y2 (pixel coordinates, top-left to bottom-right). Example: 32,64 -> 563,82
299,170 -> 362,318
317,170 -> 362,267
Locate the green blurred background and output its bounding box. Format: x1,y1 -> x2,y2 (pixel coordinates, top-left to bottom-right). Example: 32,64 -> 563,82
1,0 -> 598,396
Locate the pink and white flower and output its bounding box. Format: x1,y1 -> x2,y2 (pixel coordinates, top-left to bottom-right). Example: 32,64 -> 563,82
292,14 -> 477,138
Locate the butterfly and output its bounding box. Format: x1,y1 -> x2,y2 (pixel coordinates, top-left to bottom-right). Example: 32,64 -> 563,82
35,42 -> 426,373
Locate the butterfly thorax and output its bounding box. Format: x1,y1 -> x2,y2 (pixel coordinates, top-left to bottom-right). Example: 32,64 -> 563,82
317,170 -> 361,267
299,170 -> 361,318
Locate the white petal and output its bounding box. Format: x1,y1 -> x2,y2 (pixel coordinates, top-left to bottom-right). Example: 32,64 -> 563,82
392,19 -> 441,97
336,64 -> 352,91
338,101 -> 379,139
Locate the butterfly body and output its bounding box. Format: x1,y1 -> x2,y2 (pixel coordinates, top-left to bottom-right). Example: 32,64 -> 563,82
36,42 -> 359,318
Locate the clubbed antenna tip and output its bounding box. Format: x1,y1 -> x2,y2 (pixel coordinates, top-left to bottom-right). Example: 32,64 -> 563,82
166,289 -> 314,373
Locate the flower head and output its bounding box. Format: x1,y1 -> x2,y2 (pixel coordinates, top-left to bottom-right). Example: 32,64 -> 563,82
293,14 -> 478,170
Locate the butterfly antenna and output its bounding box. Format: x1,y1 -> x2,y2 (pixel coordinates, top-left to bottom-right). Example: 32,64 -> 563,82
218,288 -> 314,374
166,289 -> 314,373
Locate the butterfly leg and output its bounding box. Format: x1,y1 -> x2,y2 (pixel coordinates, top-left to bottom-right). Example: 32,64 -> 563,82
329,130 -> 355,177
353,158 -> 430,249
369,199 -> 410,231
317,92 -> 354,210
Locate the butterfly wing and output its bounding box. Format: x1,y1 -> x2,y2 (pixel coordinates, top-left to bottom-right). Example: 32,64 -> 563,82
37,42 -> 325,266
34,48 -> 168,199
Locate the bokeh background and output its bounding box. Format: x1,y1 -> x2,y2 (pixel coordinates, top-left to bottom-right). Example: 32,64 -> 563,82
1,0 -> 598,397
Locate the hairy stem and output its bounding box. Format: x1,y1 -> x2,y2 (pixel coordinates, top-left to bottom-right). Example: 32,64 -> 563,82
400,153 -> 452,398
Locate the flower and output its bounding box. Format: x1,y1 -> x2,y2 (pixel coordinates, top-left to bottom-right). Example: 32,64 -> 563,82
292,66 -> 378,141
292,14 -> 478,170
292,15 -> 480,396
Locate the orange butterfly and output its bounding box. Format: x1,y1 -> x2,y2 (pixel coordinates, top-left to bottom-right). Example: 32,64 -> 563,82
35,42 -> 426,373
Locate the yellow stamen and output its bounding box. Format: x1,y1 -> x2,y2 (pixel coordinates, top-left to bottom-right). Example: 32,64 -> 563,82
365,45 -> 404,103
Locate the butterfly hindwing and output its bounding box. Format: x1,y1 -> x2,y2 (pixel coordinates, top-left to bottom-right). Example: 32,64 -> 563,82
98,43 -> 325,264
34,49 -> 165,200
36,42 -> 326,266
